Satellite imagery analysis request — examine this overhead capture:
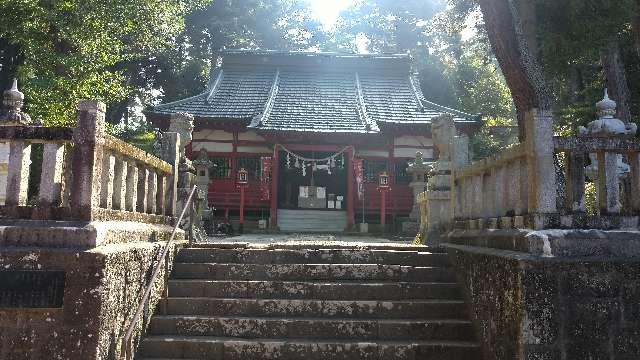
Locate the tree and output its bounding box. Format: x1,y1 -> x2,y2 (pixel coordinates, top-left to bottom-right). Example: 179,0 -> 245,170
151,0 -> 325,104
0,0 -> 208,125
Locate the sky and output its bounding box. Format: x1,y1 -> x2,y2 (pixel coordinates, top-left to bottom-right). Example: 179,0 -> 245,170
308,0 -> 359,29
307,0 -> 369,52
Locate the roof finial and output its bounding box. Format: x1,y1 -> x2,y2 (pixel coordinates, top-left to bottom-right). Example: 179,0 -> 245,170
596,88 -> 617,118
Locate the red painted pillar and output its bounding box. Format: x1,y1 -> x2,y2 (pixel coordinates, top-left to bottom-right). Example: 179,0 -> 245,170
239,186 -> 245,230
346,147 -> 355,228
270,145 -> 279,228
380,191 -> 386,226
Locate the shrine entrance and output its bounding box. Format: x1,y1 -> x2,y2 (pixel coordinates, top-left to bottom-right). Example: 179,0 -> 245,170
276,148 -> 348,211
272,145 -> 353,232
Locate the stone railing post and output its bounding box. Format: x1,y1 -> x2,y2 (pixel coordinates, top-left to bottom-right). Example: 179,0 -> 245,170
70,100 -> 106,220
524,109 -> 557,228
158,132 -> 180,217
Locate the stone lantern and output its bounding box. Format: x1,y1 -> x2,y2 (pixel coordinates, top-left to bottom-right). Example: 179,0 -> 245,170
193,148 -> 214,190
580,90 -> 636,214
407,151 -> 432,220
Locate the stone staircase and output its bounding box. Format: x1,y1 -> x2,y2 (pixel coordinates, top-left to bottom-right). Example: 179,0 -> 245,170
136,243 -> 481,359
277,209 -> 348,232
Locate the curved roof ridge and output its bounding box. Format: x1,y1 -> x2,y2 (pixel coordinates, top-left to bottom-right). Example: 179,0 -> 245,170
355,72 -> 379,133
152,92 -> 207,111
421,99 -> 478,120
409,75 -> 426,111
249,68 -> 280,128
206,69 -> 225,103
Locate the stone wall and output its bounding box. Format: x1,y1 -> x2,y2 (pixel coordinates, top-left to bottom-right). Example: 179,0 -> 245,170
445,230 -> 640,360
0,224 -> 183,360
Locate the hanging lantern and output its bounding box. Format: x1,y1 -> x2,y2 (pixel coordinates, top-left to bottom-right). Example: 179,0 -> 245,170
237,167 -> 249,185
378,171 -> 390,189
295,157 -> 300,168
286,153 -> 291,168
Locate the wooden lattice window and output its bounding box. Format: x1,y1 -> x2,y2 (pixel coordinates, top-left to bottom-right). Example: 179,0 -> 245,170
362,159 -> 388,183
237,157 -> 261,180
395,159 -> 410,185
210,157 -> 232,180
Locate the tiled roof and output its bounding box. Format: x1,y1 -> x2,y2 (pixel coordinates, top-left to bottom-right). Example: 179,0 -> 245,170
150,50 -> 478,133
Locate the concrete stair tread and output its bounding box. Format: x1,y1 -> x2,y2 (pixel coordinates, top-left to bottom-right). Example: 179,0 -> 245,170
137,246 -> 477,360
165,296 -> 465,303
169,279 -> 458,285
168,280 -> 462,300
186,243 -> 440,252
148,315 -> 476,341
141,335 -> 480,347
162,297 -> 469,319
151,314 -> 472,324
170,263 -> 454,282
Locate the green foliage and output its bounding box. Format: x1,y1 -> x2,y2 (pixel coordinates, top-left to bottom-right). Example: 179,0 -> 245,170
151,0 -> 325,104
535,0 -> 640,132
0,0 -> 207,125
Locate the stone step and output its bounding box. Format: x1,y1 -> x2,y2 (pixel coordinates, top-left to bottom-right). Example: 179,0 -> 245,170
138,336 -> 482,360
168,280 -> 462,300
171,263 -> 455,282
277,209 -> 348,233
148,315 -> 475,342
163,298 -> 469,319
175,248 -> 449,266
188,242 -> 437,252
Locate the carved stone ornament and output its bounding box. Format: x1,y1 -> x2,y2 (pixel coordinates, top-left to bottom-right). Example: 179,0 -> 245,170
578,89 -> 637,137
407,151 -> 432,183
169,112 -> 194,155
431,114 -> 456,161
0,79 -> 39,126
193,148 -> 213,169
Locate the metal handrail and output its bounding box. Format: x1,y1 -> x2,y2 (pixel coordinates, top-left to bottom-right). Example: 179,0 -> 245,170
121,186 -> 198,360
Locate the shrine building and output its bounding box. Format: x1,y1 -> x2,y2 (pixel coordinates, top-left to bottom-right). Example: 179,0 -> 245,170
146,50 -> 480,232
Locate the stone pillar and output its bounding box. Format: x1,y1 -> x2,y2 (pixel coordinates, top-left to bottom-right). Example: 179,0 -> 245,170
5,141 -> 31,208
158,132 -> 179,216
597,151 -> 621,214
70,100 -> 106,220
524,109 -> 557,229
38,142 -> 64,207
421,115 -> 466,244
565,152 -> 586,212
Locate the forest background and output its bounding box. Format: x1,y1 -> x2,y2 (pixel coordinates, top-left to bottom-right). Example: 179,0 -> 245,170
1,0 -> 638,159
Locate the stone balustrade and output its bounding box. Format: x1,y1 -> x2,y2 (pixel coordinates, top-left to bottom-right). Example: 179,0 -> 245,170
452,144 -> 529,229
0,100 -> 179,223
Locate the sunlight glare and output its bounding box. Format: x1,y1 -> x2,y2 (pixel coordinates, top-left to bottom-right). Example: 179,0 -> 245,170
308,0 -> 359,28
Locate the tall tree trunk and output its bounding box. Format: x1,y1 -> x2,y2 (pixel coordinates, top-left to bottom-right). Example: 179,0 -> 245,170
475,0 -> 553,141
600,39 -> 632,122
632,0 -> 640,57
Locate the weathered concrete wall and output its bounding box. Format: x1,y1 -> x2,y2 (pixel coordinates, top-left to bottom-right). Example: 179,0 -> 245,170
445,230 -> 640,360
0,223 -> 183,360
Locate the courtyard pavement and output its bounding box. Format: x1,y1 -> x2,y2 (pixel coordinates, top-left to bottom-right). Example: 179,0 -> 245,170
204,233 -> 416,247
